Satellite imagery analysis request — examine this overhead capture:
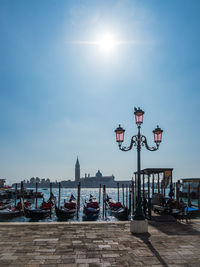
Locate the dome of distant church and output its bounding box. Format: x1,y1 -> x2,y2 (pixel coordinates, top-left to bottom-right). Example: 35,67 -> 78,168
96,170 -> 102,178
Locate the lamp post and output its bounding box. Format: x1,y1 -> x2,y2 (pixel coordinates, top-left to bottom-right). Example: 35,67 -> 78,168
115,107 -> 163,233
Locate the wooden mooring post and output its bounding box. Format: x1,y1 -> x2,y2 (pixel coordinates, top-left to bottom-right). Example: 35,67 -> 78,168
50,182 -> 52,197
126,184 -> 128,208
188,183 -> 191,206
129,184 -> 131,214
103,185 -> 105,219
99,184 -> 101,204
147,174 -> 150,199
49,182 -> 52,218
176,180 -> 180,202
20,181 -> 24,203
131,180 -> 134,215
152,174 -> 155,196
58,182 -> 61,209
15,183 -> 17,206
198,182 -> 200,209
117,182 -> 119,202
122,184 -> 124,206
77,182 -> 81,218
35,182 -> 38,208
104,185 -> 107,218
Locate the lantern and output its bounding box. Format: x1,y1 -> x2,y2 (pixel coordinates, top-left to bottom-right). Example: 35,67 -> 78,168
134,107 -> 144,125
153,126 -> 163,143
115,125 -> 125,143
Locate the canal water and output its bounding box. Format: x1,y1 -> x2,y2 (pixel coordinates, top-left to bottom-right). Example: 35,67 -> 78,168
1,187 -> 198,222
1,188 -> 123,222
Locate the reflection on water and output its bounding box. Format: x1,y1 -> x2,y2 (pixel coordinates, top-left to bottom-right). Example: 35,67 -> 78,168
1,188 -> 123,222
1,187 -> 198,222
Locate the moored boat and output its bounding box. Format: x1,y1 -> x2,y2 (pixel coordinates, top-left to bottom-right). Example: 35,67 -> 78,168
185,206 -> 200,217
23,195 -> 54,220
24,206 -> 50,220
55,194 -> 76,220
0,201 -> 30,220
106,195 -> 129,220
83,195 -> 100,221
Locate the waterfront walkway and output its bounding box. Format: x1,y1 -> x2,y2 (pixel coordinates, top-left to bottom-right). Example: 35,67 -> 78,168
0,220 -> 200,266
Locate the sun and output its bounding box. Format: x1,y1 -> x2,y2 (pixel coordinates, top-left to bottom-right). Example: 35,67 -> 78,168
97,33 -> 116,53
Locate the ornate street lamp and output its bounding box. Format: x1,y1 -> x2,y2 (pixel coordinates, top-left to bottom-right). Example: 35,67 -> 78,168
115,107 -> 163,233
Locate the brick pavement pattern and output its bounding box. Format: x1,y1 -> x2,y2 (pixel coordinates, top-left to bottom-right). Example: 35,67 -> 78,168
0,220 -> 200,266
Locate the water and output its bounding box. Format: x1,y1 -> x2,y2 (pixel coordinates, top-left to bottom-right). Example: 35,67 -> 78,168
1,187 -> 199,222
1,188 -> 125,222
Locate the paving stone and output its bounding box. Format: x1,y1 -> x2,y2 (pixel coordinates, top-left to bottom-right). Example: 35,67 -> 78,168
0,220 -> 199,266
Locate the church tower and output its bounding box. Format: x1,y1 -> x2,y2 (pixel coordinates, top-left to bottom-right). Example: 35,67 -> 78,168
75,157 -> 80,182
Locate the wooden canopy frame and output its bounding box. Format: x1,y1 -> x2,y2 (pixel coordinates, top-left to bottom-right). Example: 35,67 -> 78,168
134,168 -> 174,199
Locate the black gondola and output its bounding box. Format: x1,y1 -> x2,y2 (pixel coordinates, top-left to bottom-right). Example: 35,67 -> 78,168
83,195 -> 100,221
0,208 -> 22,220
24,206 -> 50,220
0,201 -> 30,220
55,195 -> 76,220
106,195 -> 129,220
23,194 -> 55,220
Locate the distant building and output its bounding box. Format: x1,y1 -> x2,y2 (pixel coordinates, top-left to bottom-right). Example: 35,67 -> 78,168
14,158 -> 132,188
79,170 -> 115,188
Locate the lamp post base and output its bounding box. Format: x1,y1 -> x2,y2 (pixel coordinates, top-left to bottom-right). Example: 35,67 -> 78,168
130,219 -> 148,234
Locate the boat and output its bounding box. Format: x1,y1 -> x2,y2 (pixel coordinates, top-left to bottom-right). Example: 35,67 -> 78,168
55,194 -> 76,220
106,195 -> 129,220
0,200 -> 11,210
24,205 -> 50,220
17,190 -> 44,200
185,206 -> 200,218
0,201 -> 30,220
83,195 -> 100,220
23,194 -> 55,220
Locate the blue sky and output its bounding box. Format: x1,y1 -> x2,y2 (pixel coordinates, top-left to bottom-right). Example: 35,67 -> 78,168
0,0 -> 200,183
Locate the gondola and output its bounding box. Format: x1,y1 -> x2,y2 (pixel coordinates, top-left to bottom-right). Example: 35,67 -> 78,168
0,201 -> 30,220
106,195 -> 129,220
23,195 -> 55,220
55,194 -> 76,220
23,205 -> 51,220
0,200 -> 11,210
83,195 -> 100,221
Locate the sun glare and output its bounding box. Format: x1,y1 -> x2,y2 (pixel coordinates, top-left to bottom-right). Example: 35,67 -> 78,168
97,33 -> 116,53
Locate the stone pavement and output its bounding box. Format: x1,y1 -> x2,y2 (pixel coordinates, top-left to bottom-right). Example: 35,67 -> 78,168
0,220 -> 200,267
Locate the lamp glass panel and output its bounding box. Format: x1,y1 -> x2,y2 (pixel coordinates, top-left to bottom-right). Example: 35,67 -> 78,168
154,132 -> 162,142
116,131 -> 124,142
135,112 -> 143,124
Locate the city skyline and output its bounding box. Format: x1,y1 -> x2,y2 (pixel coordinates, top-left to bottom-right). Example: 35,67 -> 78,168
1,1 -> 200,184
